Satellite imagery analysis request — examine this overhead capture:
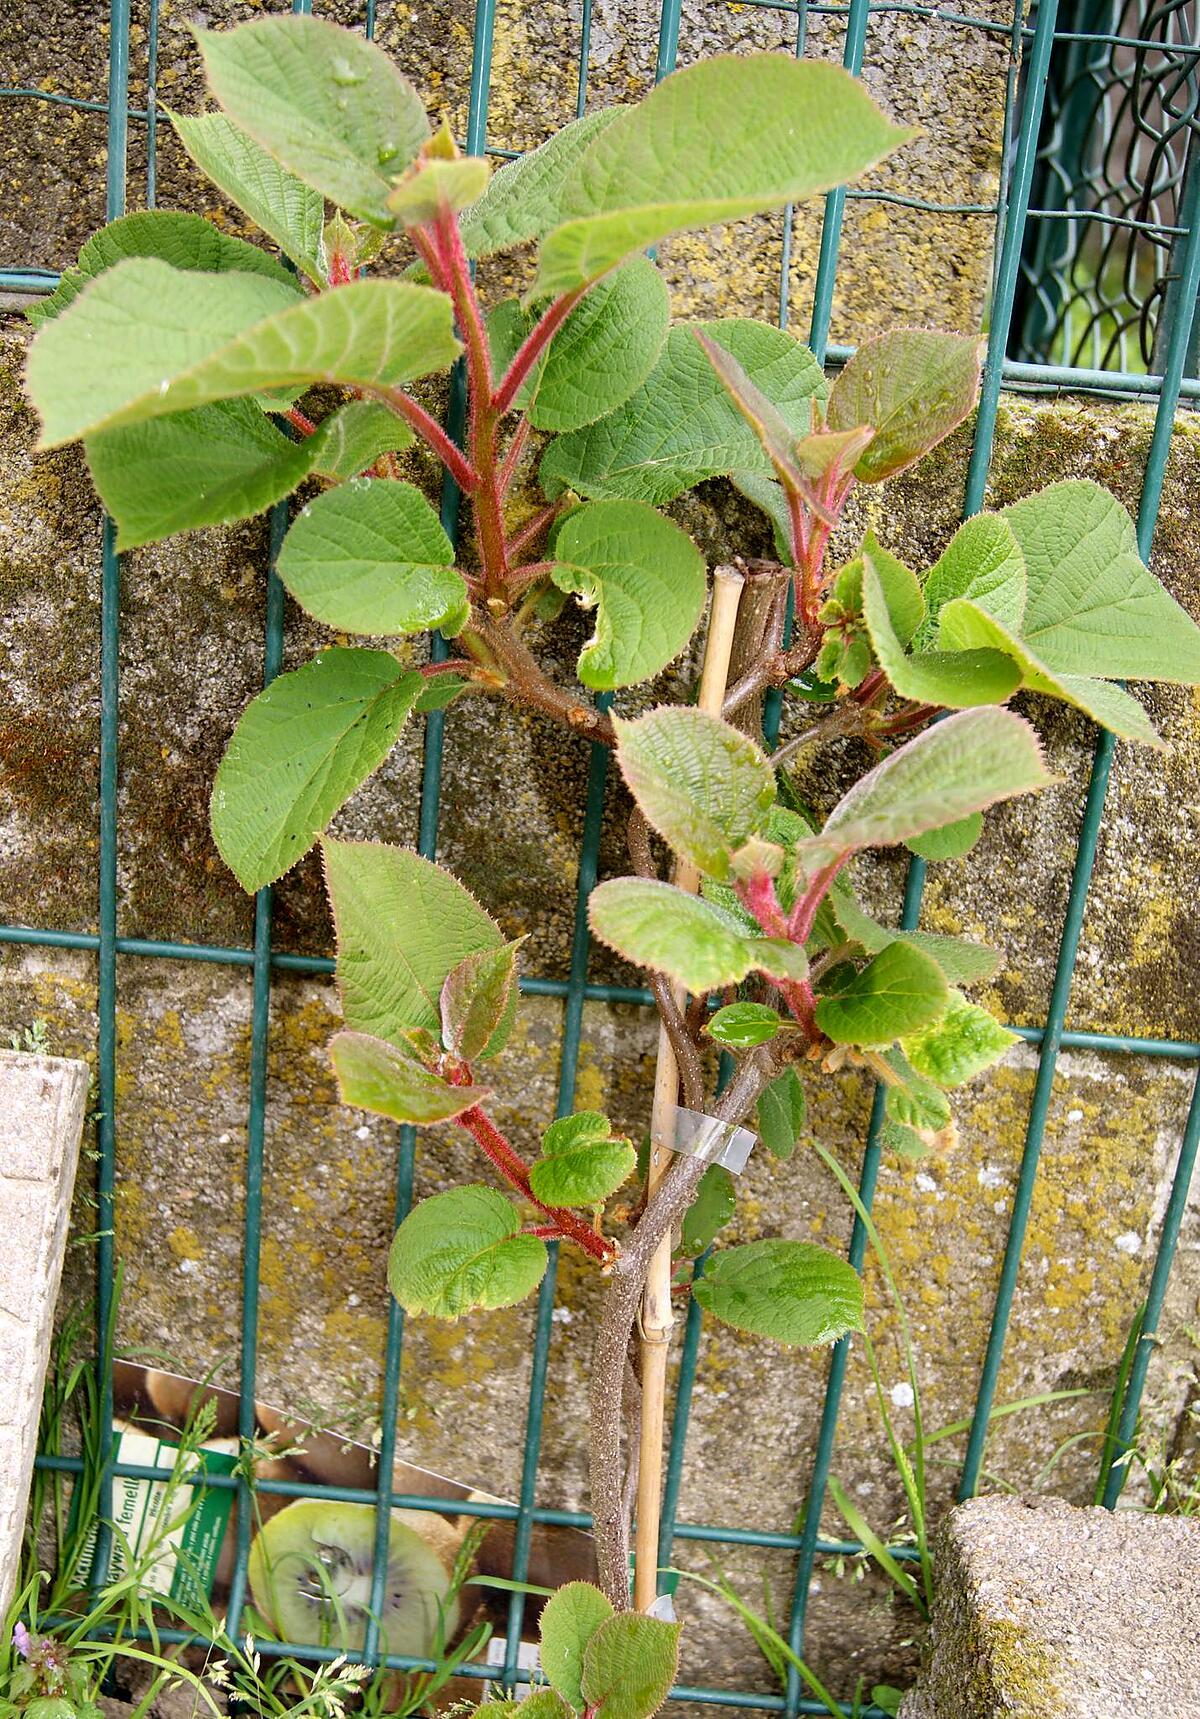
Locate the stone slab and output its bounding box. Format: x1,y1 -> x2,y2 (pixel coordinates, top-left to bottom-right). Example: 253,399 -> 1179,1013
0,1048 -> 88,1616
900,1494 -> 1200,1719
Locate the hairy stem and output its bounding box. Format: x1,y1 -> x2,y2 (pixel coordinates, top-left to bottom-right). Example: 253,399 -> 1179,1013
770,696 -> 879,774
508,501 -> 565,562
589,1052 -> 779,1607
366,386 -> 479,494
476,614 -> 617,745
457,1105 -> 616,1264
492,287 -> 588,417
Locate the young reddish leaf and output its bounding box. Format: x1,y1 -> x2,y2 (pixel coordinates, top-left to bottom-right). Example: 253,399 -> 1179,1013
826,329 -> 984,482
440,940 -> 524,1063
331,1030 -> 489,1125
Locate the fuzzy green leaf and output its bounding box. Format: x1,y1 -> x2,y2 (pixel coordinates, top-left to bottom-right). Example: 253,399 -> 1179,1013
459,108 -> 627,258
551,501 -> 706,689
539,1582 -> 616,1712
169,112 -> 326,282
705,1002 -> 783,1049
826,329 -> 983,482
523,258 -> 670,433
798,707 -> 1055,866
693,1240 -> 864,1346
211,650 -> 423,891
440,940 -> 523,1063
26,209 -> 297,330
541,320 -> 825,505
534,56 -> 911,294
903,812 -> 982,861
857,533 -> 925,645
694,329 -> 811,493
937,595 -> 1163,746
614,708 -> 776,880
588,879 -> 805,993
86,398 -> 412,551
884,1065 -> 951,1133
913,513 -> 1026,650
277,479 -> 466,636
1003,480 -> 1200,684
900,989 -> 1016,1086
828,884 -> 999,986
388,155 -> 491,224
529,1113 -> 636,1208
331,1030 -> 488,1124
756,1068 -> 807,1162
580,1613 -> 682,1719
814,941 -> 948,1046
28,260 -> 460,448
388,1186 -> 548,1319
196,15 -> 430,225
680,1165 -> 737,1257
861,557 -> 1022,707
324,837 -> 514,1055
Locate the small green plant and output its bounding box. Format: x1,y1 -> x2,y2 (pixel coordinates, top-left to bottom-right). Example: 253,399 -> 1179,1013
22,11 -> 1200,1675
7,1020 -> 50,1055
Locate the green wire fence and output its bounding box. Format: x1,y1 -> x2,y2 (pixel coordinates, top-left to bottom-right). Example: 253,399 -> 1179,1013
1,0 -> 1199,1714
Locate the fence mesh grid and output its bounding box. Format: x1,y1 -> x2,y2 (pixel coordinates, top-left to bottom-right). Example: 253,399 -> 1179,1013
1,0 -> 1199,1713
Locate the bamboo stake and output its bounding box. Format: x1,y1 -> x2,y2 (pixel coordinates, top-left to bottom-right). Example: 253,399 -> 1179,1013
632,565 -> 746,1613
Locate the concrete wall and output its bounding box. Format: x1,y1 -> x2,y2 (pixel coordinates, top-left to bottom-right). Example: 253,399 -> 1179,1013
1,0 -> 1198,1703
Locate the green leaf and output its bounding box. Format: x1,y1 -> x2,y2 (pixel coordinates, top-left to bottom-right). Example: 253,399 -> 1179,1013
169,111 -> 326,283
694,329 -> 812,494
324,837 -> 513,1053
277,479 -> 466,636
614,708 -> 776,880
858,532 -> 924,645
28,260 -> 460,448
680,1164 -> 737,1257
388,1186 -> 548,1319
440,940 -> 523,1062
523,258 -> 670,433
937,594 -> 1163,746
705,1002 -> 783,1049
388,155 -> 491,225
797,707 -> 1056,866
541,320 -> 825,505
904,812 -> 982,861
828,883 -> 999,986
529,1113 -> 636,1208
580,1613 -> 682,1719
826,329 -> 983,481
25,209 -> 297,330
883,1056 -> 952,1132
459,108 -> 627,258
211,649 -> 423,891
814,941 -> 948,1046
551,501 -> 706,690
86,398 -> 413,552
861,557 -> 1022,708
196,15 -> 430,225
756,1068 -> 807,1162
539,1582 -> 615,1712
913,513 -> 1026,650
331,1030 -> 489,1124
693,1240 -> 864,1346
588,879 -> 806,993
1003,480 -> 1200,683
900,989 -> 1016,1086
534,56 -> 911,294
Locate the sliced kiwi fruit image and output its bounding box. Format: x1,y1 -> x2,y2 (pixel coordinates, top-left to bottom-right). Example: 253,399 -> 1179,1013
247,1499 -> 463,1657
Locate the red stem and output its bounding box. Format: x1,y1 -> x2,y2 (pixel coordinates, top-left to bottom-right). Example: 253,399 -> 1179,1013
285,407 -> 318,437
499,418 -> 531,494
737,872 -> 821,1036
368,387 -> 479,494
492,287 -> 587,417
508,501 -> 564,562
457,1105 -> 617,1264
432,207 -> 511,598
788,855 -> 848,944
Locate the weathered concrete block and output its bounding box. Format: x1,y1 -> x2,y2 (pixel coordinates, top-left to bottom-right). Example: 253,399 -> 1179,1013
901,1495 -> 1200,1718
0,1049 -> 88,1615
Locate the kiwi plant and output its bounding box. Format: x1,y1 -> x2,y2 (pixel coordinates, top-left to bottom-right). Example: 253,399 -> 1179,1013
23,11 -> 1200,1703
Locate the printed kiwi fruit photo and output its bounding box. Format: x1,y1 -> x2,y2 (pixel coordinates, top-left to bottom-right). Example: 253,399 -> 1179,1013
246,1499 -> 463,1657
